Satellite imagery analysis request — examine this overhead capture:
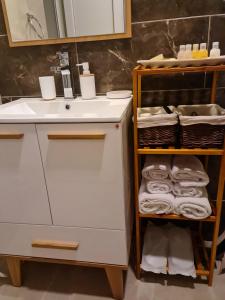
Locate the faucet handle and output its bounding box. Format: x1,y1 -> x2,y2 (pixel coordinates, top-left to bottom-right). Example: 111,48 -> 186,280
56,51 -> 69,68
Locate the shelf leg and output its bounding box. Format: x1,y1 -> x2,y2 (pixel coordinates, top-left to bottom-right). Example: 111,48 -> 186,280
6,257 -> 22,287
208,145 -> 225,286
210,71 -> 219,104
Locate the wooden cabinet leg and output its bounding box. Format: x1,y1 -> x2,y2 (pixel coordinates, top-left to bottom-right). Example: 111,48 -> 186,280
6,257 -> 22,287
105,267 -> 124,300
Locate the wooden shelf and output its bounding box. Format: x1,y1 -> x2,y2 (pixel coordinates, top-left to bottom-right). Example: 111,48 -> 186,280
135,64 -> 225,76
139,213 -> 216,222
138,148 -> 224,156
133,64 -> 225,285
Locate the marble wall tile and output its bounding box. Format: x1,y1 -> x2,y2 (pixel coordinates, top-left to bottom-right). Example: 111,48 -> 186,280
132,0 -> 225,23
0,37 -> 77,97
207,15 -> 225,88
0,4 -> 6,35
77,39 -> 134,94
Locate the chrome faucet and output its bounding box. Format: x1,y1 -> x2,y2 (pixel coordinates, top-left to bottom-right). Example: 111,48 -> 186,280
51,51 -> 74,100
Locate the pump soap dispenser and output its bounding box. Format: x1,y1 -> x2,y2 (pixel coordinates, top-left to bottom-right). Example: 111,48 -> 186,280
77,62 -> 96,100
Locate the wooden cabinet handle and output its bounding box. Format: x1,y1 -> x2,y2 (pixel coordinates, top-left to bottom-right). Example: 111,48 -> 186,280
0,133 -> 24,139
32,240 -> 79,250
48,132 -> 105,140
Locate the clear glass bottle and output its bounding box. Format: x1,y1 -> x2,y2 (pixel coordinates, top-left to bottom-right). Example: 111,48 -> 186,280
177,45 -> 186,59
192,44 -> 199,59
210,42 -> 221,57
199,43 -> 208,58
185,44 -> 192,59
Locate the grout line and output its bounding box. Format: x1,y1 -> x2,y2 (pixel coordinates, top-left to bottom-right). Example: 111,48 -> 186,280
132,13 -> 225,26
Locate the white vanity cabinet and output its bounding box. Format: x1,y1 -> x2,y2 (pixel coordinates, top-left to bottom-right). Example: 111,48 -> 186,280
0,98 -> 132,300
0,124 -> 52,225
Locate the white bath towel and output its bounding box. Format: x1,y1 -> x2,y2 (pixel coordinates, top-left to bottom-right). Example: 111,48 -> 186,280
146,179 -> 173,194
171,155 -> 209,187
141,222 -> 168,274
174,188 -> 212,220
168,225 -> 196,278
142,155 -> 172,180
173,183 -> 204,197
139,179 -> 174,214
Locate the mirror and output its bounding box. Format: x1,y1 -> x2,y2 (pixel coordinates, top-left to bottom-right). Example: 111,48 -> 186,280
1,0 -> 131,47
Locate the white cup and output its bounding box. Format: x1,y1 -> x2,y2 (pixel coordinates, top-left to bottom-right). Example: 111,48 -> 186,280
39,76 -> 56,100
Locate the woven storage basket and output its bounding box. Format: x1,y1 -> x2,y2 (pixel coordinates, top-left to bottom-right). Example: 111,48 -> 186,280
137,106 -> 178,147
174,104 -> 225,148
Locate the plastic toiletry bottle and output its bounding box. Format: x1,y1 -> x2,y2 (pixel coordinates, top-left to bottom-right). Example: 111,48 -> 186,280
185,44 -> 192,59
199,43 -> 208,58
177,45 -> 186,59
192,44 -> 199,59
210,42 -> 221,57
76,62 -> 96,100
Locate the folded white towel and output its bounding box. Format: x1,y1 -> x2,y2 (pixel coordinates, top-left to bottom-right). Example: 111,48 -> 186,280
174,188 -> 212,220
142,155 -> 172,180
141,222 -> 168,274
139,179 -> 174,214
173,183 -> 204,197
146,179 -> 173,194
168,225 -> 196,278
171,155 -> 209,187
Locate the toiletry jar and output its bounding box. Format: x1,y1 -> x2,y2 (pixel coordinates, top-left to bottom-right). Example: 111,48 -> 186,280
174,104 -> 225,148
137,106 -> 178,147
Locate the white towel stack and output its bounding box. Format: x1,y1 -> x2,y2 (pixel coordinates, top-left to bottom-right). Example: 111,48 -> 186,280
171,155 -> 212,219
141,222 -> 196,278
140,155 -> 174,214
139,155 -> 212,220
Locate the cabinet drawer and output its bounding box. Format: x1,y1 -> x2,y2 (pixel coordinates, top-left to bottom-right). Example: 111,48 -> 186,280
0,223 -> 128,266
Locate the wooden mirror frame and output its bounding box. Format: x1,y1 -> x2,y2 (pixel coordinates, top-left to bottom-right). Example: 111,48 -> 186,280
1,0 -> 132,47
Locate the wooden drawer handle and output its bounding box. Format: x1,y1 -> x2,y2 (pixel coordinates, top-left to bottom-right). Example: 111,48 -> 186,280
32,240 -> 79,251
48,132 -> 105,140
0,133 -> 24,139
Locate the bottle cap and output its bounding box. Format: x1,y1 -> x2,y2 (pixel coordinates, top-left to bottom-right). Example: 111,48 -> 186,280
200,43 -> 207,50
212,42 -> 219,49
193,44 -> 199,50
180,45 -> 186,51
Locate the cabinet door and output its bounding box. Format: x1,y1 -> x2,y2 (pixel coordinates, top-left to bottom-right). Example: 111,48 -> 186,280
0,125 -> 52,225
36,123 -> 126,230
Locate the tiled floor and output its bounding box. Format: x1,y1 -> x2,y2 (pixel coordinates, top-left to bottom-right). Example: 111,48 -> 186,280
0,259 -> 224,300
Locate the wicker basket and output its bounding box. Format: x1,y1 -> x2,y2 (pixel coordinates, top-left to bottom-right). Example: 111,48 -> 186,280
137,106 -> 178,147
174,104 -> 225,148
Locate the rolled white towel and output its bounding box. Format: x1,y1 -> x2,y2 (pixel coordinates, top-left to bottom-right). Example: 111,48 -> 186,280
171,155 -> 209,187
141,222 -> 168,274
168,225 -> 196,278
173,183 -> 204,197
139,179 -> 174,214
142,155 -> 172,180
146,179 -> 173,194
174,188 -> 212,220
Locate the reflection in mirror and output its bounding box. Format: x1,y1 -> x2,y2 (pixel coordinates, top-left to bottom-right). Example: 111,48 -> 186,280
3,0 -> 126,42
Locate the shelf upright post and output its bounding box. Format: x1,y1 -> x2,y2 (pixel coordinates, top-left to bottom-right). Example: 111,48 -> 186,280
133,66 -> 141,278
208,135 -> 225,285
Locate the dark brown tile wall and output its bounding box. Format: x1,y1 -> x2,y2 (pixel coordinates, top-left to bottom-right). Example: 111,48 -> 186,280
0,0 -> 225,103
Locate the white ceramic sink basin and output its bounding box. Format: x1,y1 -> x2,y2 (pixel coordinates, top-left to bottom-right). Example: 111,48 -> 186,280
0,97 -> 132,123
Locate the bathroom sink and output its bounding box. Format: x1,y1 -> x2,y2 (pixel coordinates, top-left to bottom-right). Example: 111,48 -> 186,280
0,97 -> 132,123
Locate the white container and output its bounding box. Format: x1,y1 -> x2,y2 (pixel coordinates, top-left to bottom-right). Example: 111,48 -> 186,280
210,42 -> 221,57
77,62 -> 96,100
39,76 -> 56,100
177,45 -> 186,60
185,44 -> 192,59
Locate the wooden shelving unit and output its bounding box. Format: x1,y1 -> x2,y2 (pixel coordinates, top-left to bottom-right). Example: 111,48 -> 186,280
133,64 -> 225,286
